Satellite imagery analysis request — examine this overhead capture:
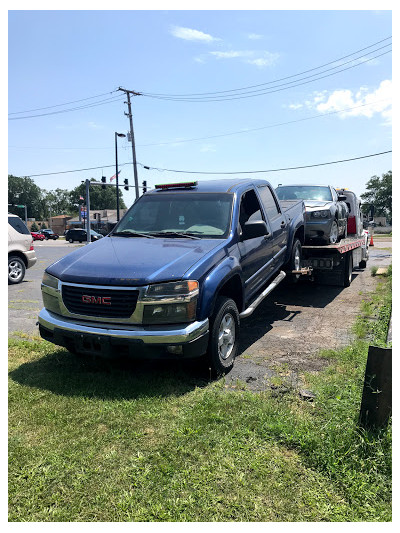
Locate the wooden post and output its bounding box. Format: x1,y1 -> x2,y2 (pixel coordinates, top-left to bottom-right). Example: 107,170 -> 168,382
359,345 -> 392,429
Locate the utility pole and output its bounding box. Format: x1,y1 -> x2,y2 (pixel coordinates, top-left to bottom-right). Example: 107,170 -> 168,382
118,87 -> 141,201
85,179 -> 91,244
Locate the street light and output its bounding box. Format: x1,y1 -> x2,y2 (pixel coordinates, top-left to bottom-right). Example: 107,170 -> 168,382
115,132 -> 126,222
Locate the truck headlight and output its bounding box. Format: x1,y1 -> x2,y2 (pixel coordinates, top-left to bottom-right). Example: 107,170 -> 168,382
311,210 -> 330,218
142,281 -> 198,324
42,272 -> 60,290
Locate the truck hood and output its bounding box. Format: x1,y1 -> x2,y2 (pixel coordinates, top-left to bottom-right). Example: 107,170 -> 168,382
304,200 -> 333,210
47,235 -> 222,286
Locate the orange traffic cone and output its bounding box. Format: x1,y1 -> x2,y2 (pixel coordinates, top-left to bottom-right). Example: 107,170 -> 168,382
370,234 -> 374,246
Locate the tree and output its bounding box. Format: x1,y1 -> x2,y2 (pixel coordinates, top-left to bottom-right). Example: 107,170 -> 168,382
361,171 -> 392,222
42,188 -> 72,217
30,222 -> 39,232
8,175 -> 46,220
69,179 -> 127,211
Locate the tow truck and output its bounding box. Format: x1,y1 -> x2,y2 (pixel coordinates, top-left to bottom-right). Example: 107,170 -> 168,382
291,188 -> 370,287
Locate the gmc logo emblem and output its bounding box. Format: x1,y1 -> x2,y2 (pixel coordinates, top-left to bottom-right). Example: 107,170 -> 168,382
82,295 -> 112,305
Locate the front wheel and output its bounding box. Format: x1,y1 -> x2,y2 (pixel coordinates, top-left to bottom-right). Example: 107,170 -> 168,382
207,297 -> 240,375
69,238 -> 73,243
328,220 -> 339,244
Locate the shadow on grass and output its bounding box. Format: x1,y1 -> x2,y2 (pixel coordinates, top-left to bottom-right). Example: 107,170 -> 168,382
9,349 -> 211,400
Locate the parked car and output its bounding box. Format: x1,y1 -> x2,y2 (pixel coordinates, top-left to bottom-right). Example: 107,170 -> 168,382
65,228 -> 104,243
31,231 -> 45,241
275,184 -> 348,244
40,229 -> 59,240
38,179 -> 305,374
8,214 -> 37,284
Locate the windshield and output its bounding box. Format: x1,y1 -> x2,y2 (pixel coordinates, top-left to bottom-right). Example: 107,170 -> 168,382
113,193 -> 233,238
276,186 -> 333,202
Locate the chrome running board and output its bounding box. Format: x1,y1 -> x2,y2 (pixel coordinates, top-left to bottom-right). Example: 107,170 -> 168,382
239,270 -> 286,319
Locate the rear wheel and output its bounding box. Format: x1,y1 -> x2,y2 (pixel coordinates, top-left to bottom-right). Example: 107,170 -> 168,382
359,259 -> 367,269
8,256 -> 26,284
288,238 -> 302,283
343,252 -> 353,287
207,297 -> 239,375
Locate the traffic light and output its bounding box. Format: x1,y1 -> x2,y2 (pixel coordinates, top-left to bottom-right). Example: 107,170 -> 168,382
101,176 -> 106,190
124,179 -> 129,191
142,180 -> 147,193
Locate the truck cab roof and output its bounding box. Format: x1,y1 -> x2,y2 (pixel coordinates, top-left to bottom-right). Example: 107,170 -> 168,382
148,178 -> 270,195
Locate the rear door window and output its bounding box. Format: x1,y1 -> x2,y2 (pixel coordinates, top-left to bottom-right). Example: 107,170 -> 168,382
8,216 -> 30,235
257,185 -> 281,220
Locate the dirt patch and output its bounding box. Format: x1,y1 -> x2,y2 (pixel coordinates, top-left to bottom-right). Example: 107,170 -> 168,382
224,259 -> 385,392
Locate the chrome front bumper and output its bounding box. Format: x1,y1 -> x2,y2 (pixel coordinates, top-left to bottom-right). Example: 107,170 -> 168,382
38,308 -> 209,359
38,308 -> 209,344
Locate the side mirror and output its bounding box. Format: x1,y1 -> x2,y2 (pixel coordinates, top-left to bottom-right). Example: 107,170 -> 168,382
241,220 -> 269,240
338,195 -> 347,202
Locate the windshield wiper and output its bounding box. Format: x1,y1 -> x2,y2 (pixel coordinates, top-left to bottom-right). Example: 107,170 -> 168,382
147,231 -> 201,240
112,231 -> 155,239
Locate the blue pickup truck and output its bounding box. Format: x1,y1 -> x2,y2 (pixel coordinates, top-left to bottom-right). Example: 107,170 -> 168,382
38,179 -> 305,374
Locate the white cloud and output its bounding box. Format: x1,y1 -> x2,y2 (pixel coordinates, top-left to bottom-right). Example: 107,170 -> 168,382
246,52 -> 279,68
170,26 -> 220,42
200,144 -> 216,153
210,50 -> 279,67
315,80 -> 392,124
210,50 -> 253,59
288,81 -> 392,125
248,33 -> 263,40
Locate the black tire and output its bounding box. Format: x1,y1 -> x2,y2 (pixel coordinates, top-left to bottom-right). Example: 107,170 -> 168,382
288,238 -> 302,283
359,259 -> 367,269
79,240 -> 82,243
343,252 -> 353,287
207,297 -> 240,375
328,220 -> 339,244
69,238 -> 73,243
45,236 -> 49,240
8,256 -> 26,284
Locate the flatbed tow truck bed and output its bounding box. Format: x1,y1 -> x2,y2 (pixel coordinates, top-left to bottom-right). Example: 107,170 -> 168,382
293,235 -> 369,287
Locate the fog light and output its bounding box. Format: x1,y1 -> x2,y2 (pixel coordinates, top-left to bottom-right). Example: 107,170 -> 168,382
167,345 -> 183,355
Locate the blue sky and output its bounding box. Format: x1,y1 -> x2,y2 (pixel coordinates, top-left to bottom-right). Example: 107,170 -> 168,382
8,8 -> 392,207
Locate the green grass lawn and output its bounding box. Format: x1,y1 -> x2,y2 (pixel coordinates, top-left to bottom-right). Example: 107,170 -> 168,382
8,272 -> 392,522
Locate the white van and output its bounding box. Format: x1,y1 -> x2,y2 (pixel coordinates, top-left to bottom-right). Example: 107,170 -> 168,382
8,214 -> 37,284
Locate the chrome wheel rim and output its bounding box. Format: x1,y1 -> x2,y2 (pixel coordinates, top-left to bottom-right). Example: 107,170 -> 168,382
218,312 -> 236,360
9,260 -> 23,281
294,247 -> 301,278
329,222 -> 338,243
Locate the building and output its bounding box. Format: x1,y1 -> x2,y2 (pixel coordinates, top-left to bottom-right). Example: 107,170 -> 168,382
66,209 -> 128,233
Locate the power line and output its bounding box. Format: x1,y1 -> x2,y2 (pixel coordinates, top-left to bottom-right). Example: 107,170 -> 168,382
138,151 -> 392,175
17,150 -> 391,178
136,99 -> 392,147
8,95 -> 125,121
9,98 -> 390,151
142,36 -> 392,98
8,89 -> 119,115
143,49 -> 391,102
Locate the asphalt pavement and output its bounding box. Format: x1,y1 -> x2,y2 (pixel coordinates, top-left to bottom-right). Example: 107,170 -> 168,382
8,238 -> 392,337
8,241 -> 84,335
